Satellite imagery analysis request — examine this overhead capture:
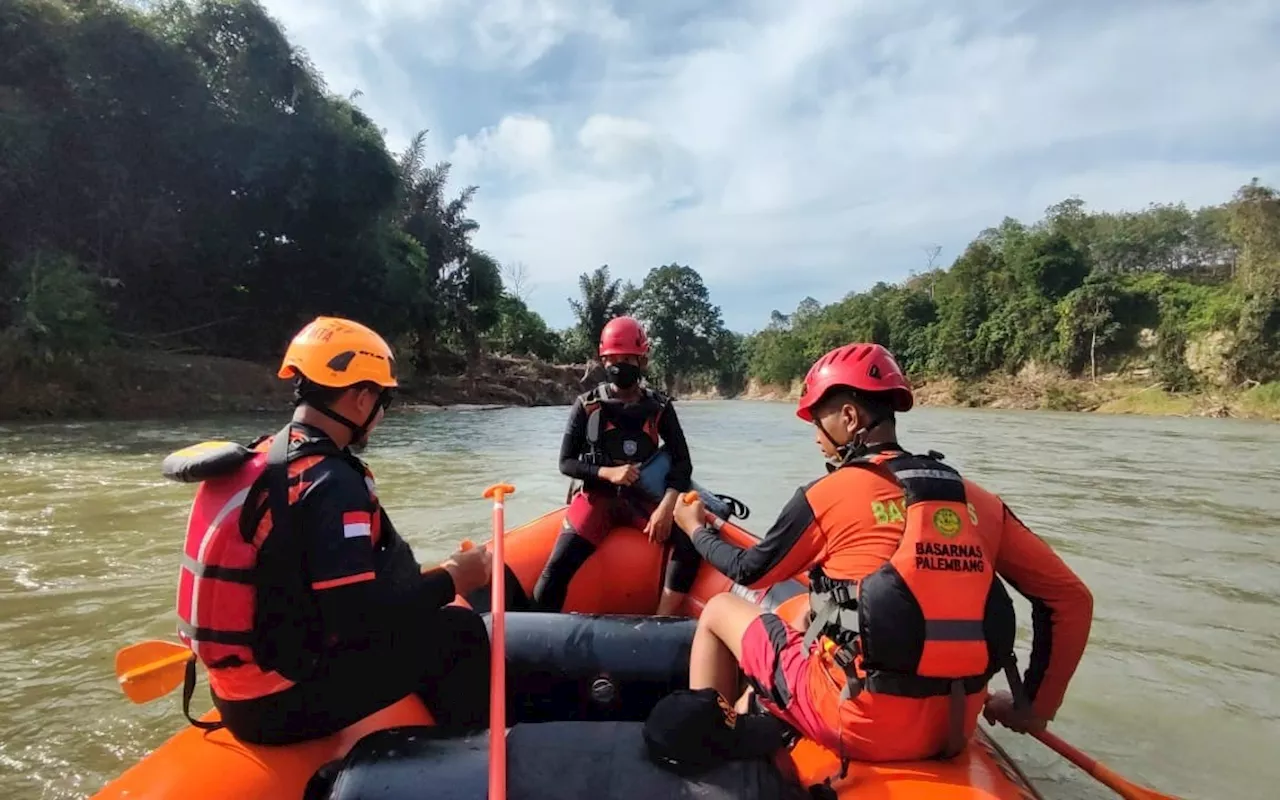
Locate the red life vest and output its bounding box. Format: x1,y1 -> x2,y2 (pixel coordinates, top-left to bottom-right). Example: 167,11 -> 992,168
166,425 -> 353,720
580,383 -> 667,466
802,450 -> 1020,759
173,441 -> 285,702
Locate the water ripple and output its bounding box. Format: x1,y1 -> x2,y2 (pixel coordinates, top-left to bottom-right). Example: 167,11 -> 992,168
0,403 -> 1276,800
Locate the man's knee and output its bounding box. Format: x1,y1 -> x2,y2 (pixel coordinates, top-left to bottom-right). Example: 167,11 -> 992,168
702,591 -> 743,620
436,606 -> 490,653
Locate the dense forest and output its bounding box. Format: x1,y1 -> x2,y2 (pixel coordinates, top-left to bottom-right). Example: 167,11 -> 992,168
1,0 -> 554,378
2,0 -> 1278,413
743,185 -> 1280,396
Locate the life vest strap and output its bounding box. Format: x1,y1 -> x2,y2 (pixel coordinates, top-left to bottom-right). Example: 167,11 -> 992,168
1001,653 -> 1030,710
182,655 -> 226,732
181,554 -> 255,584
178,620 -> 256,647
941,680 -> 966,759
924,619 -> 986,641
862,670 -> 990,698
581,384 -> 666,467
802,568 -> 860,652
801,595 -> 859,653
937,659 -> 1023,760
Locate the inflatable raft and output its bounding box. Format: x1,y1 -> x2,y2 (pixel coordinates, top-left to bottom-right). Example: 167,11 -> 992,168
93,482 -> 1044,800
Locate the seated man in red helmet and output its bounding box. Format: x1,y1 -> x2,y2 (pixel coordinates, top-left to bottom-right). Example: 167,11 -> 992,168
535,315 -> 702,616
670,342 -> 1094,766
165,316 -> 494,745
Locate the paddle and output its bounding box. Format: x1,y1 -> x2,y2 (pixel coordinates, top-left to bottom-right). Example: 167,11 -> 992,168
482,482 -> 515,800
1031,729 -> 1182,800
114,639 -> 191,704
679,489 -> 721,523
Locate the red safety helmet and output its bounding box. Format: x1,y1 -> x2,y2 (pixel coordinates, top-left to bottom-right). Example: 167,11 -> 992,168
599,316 -> 650,357
795,343 -> 914,421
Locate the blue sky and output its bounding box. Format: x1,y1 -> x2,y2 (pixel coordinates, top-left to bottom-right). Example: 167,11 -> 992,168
262,0 -> 1280,333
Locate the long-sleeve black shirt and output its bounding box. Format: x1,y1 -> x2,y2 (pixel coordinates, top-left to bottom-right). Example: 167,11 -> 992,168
279,427 -> 457,650
557,390 -> 693,494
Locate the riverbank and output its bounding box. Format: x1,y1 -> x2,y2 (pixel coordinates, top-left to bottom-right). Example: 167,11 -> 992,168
738,373 -> 1280,421
6,349 -> 1278,422
0,349 -> 588,421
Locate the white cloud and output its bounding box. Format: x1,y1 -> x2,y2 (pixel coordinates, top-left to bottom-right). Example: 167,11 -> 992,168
261,0 -> 1280,330
452,115 -> 557,177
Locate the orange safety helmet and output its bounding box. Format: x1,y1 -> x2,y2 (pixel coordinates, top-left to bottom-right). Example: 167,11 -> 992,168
277,316 -> 398,389
795,343 -> 913,421
599,316 -> 650,357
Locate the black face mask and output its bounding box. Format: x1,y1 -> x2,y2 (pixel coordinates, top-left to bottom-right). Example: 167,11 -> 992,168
607,362 -> 643,389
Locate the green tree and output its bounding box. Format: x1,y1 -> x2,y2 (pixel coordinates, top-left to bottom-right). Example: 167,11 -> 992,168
567,265 -> 633,353
1056,274 -> 1123,381
489,295 -> 562,361
739,182 -> 1279,391
0,0 -> 563,381
632,264 -> 725,392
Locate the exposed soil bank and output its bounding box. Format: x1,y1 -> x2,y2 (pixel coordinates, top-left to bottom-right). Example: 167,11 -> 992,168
6,351 -> 1276,422
0,350 -> 591,421
738,373 -> 1280,422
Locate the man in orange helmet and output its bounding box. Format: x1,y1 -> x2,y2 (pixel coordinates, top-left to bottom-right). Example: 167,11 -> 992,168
535,315 -> 702,616
166,316 -> 493,745
669,342 -> 1093,767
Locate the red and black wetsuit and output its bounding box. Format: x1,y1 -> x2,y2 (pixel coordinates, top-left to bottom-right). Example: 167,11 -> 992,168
533,384 -> 701,611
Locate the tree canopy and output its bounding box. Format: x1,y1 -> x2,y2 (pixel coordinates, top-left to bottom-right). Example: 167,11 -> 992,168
743,183 -> 1280,392
1,0 -> 531,374
3,0 -> 1276,400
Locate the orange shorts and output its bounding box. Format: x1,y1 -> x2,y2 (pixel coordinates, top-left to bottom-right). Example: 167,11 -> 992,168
741,614 -> 988,762
739,614 -> 841,752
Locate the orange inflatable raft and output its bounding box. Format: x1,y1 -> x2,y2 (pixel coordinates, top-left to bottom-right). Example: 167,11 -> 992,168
93,501 -> 1044,800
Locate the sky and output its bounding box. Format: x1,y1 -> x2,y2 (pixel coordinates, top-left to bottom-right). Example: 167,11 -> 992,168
259,0 -> 1280,333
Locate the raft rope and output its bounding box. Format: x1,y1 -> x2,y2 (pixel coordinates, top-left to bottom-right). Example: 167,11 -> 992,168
713,493 -> 750,520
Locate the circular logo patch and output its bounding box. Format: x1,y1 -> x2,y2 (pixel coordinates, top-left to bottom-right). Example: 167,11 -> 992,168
932,508 -> 962,537
623,439 -> 638,457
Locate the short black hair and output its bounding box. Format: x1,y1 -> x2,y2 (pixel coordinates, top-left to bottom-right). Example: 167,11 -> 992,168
293,377 -> 384,407
814,387 -> 896,423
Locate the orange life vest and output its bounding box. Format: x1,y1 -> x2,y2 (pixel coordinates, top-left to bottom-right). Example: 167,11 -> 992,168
166,424 -> 365,727
801,450 -> 1019,758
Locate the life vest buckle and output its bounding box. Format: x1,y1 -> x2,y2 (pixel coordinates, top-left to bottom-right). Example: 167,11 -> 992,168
831,646 -> 856,670
828,583 -> 855,606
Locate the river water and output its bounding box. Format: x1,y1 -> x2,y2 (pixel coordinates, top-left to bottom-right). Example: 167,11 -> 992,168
0,401 -> 1276,800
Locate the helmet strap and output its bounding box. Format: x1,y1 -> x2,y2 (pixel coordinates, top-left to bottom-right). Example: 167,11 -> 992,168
816,414 -> 886,472
296,379 -> 393,448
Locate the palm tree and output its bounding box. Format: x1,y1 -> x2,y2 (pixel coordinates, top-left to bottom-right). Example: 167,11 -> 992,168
395,130 -> 482,368
568,265 -> 636,353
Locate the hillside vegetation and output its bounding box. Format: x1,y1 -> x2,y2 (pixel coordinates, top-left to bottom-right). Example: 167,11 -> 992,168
738,187 -> 1280,416
2,0 -> 1276,420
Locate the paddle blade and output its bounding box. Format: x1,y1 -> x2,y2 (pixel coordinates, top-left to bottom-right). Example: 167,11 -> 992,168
115,640 -> 192,704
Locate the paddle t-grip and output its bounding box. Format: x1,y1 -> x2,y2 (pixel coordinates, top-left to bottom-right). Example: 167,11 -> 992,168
483,483 -> 516,504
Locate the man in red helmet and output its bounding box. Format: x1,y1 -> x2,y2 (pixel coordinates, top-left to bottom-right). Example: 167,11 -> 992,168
672,342 -> 1093,765
535,315 -> 702,616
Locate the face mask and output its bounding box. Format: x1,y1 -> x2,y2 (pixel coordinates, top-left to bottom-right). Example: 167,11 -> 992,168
607,362 -> 643,389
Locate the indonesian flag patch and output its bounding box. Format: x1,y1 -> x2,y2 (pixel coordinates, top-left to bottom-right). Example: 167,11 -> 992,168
342,510 -> 373,539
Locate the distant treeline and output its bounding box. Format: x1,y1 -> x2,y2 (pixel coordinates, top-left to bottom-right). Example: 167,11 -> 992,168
741,186 -> 1280,392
